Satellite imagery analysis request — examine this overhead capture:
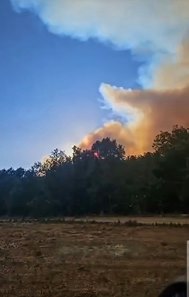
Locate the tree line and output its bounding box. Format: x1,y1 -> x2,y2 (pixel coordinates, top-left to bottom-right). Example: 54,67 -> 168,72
0,125 -> 189,217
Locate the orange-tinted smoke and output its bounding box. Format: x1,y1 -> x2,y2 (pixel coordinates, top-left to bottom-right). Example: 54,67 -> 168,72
80,84 -> 189,155
81,40 -> 189,156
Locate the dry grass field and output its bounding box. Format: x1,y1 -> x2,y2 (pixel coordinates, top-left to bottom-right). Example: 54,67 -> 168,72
0,218 -> 188,297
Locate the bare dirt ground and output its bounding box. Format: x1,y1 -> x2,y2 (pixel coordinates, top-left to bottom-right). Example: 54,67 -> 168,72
0,219 -> 188,297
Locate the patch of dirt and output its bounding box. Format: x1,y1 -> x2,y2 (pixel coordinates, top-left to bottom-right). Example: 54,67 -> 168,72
0,221 -> 187,296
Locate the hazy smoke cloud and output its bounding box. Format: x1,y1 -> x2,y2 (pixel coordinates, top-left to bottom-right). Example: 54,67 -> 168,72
82,39 -> 189,154
81,83 -> 189,154
153,42 -> 189,90
11,0 -> 189,83
81,120 -> 143,155
11,0 -> 189,154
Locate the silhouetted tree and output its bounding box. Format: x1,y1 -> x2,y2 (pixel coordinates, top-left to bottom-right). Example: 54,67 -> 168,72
0,127 -> 188,217
153,126 -> 189,213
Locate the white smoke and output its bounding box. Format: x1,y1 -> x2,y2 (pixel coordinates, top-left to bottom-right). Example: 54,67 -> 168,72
11,0 -> 189,87
11,0 -> 189,154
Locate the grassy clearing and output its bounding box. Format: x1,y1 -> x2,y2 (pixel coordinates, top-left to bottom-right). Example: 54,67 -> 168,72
0,220 -> 188,296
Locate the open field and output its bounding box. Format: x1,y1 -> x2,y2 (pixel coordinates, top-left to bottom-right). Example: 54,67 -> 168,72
0,219 -> 188,297
66,215 -> 189,225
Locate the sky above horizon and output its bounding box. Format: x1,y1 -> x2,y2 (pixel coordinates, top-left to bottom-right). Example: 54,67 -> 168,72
1,0 -> 189,169
0,0 -> 141,169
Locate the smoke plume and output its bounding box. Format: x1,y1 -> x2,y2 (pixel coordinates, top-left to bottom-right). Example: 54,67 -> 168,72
82,39 -> 189,154
81,83 -> 189,154
11,0 -> 189,154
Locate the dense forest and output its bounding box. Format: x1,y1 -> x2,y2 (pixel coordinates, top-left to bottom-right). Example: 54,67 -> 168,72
0,125 -> 189,217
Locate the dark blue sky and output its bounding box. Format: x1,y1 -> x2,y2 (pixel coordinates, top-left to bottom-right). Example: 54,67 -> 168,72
0,0 -> 142,168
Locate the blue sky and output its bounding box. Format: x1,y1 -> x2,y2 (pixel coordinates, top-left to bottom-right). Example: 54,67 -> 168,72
0,0 -> 142,169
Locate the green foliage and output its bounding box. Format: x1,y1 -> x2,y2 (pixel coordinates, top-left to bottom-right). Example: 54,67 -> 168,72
153,126 -> 189,212
0,129 -> 188,217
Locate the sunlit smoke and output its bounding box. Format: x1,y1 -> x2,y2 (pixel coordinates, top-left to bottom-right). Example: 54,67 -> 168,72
81,84 -> 189,155
11,0 -> 189,87
11,0 -> 189,155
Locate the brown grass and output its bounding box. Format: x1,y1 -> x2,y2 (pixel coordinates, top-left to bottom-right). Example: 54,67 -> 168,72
0,219 -> 188,297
